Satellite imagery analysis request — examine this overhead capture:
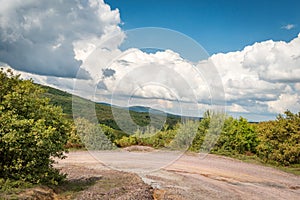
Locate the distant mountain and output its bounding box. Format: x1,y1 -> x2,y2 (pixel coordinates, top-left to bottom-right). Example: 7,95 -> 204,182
128,106 -> 150,113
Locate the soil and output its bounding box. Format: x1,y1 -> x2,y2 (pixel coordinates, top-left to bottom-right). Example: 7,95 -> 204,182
6,149 -> 300,199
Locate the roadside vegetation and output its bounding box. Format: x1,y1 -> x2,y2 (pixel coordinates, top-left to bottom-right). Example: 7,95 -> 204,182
1,69 -> 299,198
114,111 -> 300,168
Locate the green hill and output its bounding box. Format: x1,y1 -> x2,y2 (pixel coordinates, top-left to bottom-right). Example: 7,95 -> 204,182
40,84 -> 181,135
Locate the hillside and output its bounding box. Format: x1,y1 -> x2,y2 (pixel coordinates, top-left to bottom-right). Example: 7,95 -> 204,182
40,84 -> 182,134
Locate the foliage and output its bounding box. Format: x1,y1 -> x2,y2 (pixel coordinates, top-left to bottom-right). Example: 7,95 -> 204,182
214,117 -> 258,154
40,82 -> 300,167
115,135 -> 138,147
256,111 -> 300,165
0,69 -> 70,184
0,178 -> 33,193
115,125 -> 177,148
65,125 -> 85,149
74,118 -> 115,150
190,112 -> 258,155
41,84 -> 181,132
168,120 -> 199,150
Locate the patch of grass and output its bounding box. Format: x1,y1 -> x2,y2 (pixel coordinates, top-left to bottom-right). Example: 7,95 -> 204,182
0,179 -> 34,193
0,177 -> 100,200
277,164 -> 300,176
51,177 -> 101,199
211,152 -> 300,176
0,178 -> 36,200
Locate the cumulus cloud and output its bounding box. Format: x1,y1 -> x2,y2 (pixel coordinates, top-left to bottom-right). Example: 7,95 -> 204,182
95,49 -> 212,104
267,94 -> 300,113
210,33 -> 300,117
1,1 -> 300,120
281,24 -> 296,30
243,35 -> 300,83
0,0 -> 122,78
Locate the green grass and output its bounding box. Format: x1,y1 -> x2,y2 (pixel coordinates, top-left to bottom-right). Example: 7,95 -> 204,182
0,178 -> 99,200
0,179 -> 34,193
50,177 -> 101,199
211,151 -> 300,176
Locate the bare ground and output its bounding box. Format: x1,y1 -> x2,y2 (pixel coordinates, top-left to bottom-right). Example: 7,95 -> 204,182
51,149 -> 300,200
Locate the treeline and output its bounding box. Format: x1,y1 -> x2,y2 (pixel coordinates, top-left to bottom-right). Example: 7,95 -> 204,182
89,111 -> 300,166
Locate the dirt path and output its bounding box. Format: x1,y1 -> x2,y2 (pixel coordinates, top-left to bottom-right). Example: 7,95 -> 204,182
55,150 -> 300,200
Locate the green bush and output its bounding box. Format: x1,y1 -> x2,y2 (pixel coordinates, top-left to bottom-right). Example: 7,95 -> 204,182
65,125 -> 85,149
256,111 -> 300,165
0,69 -> 70,184
190,112 -> 258,155
215,117 -> 258,154
115,135 -> 138,147
74,118 -> 115,150
115,125 -> 177,148
190,111 -> 225,152
169,121 -> 198,150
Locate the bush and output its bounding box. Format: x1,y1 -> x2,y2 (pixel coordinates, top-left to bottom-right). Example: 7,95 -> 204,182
74,118 -> 115,150
115,135 -> 138,147
215,117 -> 258,154
0,69 -> 70,184
190,112 -> 258,155
169,121 -> 198,150
256,111 -> 300,165
65,125 -> 85,149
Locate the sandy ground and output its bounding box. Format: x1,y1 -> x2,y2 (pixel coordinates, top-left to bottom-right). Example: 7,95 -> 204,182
54,149 -> 300,200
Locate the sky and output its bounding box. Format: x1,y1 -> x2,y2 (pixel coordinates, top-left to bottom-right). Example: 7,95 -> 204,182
105,0 -> 300,54
0,0 -> 300,122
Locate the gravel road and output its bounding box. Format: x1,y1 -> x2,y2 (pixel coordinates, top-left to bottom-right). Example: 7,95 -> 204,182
55,149 -> 300,200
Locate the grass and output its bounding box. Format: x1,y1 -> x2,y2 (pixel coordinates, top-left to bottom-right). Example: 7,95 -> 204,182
51,177 -> 101,199
276,164 -> 300,176
0,177 -> 100,200
211,151 -> 300,176
0,179 -> 35,200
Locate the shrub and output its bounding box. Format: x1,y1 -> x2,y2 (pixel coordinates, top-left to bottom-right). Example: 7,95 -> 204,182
74,118 -> 115,150
169,121 -> 198,150
190,113 -> 258,155
0,69 -> 70,184
256,111 -> 300,165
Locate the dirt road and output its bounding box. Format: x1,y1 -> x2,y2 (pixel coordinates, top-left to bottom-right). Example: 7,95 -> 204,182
55,150 -> 300,200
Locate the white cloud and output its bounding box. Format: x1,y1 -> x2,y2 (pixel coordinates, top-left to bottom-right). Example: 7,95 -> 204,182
93,48 -> 212,105
227,103 -> 249,113
243,35 -> 300,82
267,93 -> 300,113
0,0 -> 123,78
210,33 -> 300,116
4,32 -> 300,120
1,1 -> 300,120
281,24 -> 296,30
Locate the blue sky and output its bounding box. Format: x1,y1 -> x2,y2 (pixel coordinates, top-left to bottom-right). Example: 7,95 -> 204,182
105,0 -> 300,54
0,0 -> 299,121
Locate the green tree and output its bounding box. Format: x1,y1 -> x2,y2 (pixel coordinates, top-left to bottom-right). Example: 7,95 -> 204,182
169,120 -> 199,150
216,117 -> 258,154
190,112 -> 258,155
256,111 -> 300,165
74,118 -> 115,150
0,69 -> 70,184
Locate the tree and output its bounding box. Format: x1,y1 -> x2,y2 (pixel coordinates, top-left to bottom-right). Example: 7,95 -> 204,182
256,110 -> 300,165
0,68 -> 71,184
169,120 -> 199,150
74,118 -> 115,150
